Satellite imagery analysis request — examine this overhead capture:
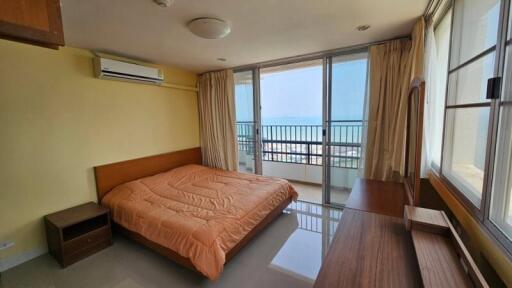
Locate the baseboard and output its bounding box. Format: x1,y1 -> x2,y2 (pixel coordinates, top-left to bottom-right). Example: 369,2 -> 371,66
0,247 -> 47,272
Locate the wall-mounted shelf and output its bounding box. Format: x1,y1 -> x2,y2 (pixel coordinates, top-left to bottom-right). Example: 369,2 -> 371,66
0,0 -> 65,49
405,205 -> 488,288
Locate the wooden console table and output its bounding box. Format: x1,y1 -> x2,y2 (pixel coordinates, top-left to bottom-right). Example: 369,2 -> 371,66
315,179 -> 488,288
314,208 -> 421,287
345,178 -> 406,218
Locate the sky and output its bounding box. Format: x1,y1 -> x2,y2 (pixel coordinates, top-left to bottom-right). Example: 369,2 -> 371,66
235,57 -> 368,125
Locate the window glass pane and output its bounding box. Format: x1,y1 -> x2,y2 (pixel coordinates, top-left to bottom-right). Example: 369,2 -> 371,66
490,43 -> 512,240
259,59 -> 323,202
504,44 -> 512,102
447,52 -> 495,105
329,52 -> 368,205
490,105 -> 512,239
234,71 -> 256,173
450,0 -> 500,68
509,1 -> 512,40
431,10 -> 452,166
442,107 -> 490,207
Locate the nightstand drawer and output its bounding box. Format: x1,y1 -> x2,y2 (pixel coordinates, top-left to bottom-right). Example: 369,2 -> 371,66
63,239 -> 112,267
63,225 -> 111,255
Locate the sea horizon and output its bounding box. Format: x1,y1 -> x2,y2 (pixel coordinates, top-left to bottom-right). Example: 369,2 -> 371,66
238,116 -> 363,125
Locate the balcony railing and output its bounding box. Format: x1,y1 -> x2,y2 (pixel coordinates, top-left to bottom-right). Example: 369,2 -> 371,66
237,120 -> 363,169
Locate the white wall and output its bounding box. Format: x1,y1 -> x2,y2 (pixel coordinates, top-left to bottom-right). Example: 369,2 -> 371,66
262,161 -> 358,189
238,150 -> 358,188
238,151 -> 255,171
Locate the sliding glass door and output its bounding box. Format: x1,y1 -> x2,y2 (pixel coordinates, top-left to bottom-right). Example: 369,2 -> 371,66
234,70 -> 261,174
324,51 -> 369,206
259,60 -> 324,204
234,51 -> 369,207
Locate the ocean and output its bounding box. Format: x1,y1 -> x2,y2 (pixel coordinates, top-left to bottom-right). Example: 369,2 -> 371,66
262,116 -> 322,126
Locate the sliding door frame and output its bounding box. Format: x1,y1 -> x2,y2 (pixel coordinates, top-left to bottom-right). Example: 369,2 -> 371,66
322,56 -> 332,205
323,48 -> 369,208
252,68 -> 263,175
235,43 -> 374,207
234,67 -> 263,175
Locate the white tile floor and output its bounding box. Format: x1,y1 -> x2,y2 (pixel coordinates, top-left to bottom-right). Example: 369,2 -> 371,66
0,202 -> 343,288
290,181 -> 351,205
237,163 -> 351,205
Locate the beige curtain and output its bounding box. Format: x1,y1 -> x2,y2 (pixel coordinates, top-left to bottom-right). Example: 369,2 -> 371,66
410,19 -> 425,82
197,69 -> 238,171
364,18 -> 425,181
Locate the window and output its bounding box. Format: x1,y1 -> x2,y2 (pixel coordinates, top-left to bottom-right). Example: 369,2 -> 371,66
442,107 -> 490,206
449,0 -> 501,69
434,0 -> 512,253
489,1 -> 512,242
430,9 -> 452,167
441,0 -> 501,209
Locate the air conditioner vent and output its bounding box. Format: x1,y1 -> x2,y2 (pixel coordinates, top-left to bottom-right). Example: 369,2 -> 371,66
94,57 -> 164,84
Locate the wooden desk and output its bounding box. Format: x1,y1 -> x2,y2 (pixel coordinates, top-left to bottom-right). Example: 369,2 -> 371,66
345,178 -> 406,218
314,208 -> 421,288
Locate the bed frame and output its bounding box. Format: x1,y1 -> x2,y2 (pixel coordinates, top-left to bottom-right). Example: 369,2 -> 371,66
93,147 -> 293,275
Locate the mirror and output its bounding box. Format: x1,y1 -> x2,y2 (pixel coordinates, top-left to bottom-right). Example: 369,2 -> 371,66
404,78 -> 425,206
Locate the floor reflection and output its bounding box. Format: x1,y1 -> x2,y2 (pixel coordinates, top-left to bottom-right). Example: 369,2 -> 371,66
290,181 -> 351,205
269,201 -> 343,282
0,201 -> 343,288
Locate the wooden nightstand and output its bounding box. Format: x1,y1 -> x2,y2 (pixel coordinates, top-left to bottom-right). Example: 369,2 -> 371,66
44,202 -> 112,267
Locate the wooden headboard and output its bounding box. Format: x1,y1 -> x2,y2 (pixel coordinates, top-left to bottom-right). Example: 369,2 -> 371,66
94,147 -> 202,201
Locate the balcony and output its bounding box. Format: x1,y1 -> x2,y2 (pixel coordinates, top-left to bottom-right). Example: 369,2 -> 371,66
237,121 -> 363,204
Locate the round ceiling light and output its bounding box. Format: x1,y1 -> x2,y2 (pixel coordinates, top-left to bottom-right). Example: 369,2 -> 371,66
153,0 -> 174,8
356,25 -> 371,31
187,18 -> 231,39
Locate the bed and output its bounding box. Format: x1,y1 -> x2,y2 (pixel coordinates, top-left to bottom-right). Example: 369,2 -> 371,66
94,147 -> 297,280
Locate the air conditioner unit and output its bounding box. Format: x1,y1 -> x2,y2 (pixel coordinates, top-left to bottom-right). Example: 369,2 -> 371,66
94,57 -> 164,84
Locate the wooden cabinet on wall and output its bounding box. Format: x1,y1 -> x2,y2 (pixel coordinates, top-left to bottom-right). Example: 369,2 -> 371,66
0,0 -> 65,48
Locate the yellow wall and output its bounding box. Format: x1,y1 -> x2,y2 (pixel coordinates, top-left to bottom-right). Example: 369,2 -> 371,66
0,39 -> 200,267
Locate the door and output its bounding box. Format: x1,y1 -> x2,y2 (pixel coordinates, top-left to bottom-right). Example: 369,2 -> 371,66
234,70 -> 261,174
324,51 -> 369,206
259,59 -> 324,203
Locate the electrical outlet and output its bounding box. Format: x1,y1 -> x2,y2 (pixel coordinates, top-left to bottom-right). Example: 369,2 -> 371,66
0,241 -> 14,250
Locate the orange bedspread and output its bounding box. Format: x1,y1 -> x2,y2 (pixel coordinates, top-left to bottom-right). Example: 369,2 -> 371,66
101,164 -> 298,279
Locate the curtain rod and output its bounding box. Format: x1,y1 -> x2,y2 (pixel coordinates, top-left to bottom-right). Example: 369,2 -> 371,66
423,0 -> 436,17
225,35 -> 411,73
424,0 -> 446,21
160,82 -> 198,92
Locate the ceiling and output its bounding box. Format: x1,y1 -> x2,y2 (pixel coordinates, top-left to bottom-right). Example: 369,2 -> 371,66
61,0 -> 428,73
